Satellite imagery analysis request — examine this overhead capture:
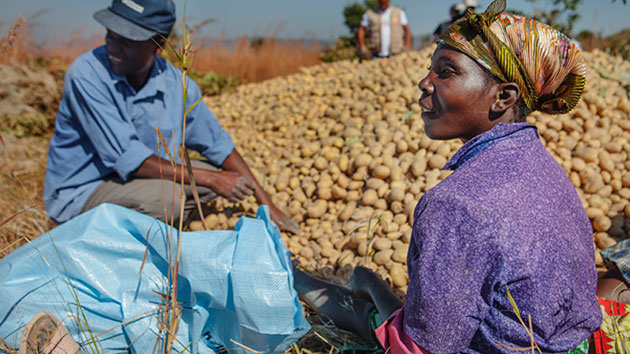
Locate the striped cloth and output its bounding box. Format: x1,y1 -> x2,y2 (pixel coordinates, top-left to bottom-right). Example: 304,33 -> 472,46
439,0 -> 586,115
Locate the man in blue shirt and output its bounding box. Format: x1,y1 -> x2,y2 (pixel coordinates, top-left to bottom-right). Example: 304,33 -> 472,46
44,0 -> 299,234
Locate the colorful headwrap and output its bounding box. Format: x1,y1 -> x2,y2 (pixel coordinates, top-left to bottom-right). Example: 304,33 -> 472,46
440,0 -> 586,114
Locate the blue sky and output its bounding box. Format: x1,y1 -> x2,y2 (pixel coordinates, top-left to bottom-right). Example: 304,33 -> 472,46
2,0 -> 629,43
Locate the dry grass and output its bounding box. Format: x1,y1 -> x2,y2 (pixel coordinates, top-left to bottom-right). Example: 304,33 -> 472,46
192,35 -> 322,83
1,16 -> 322,83
0,14 -> 102,69
0,134 -> 51,256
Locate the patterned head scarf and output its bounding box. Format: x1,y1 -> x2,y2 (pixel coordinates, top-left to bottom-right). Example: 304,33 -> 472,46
440,0 -> 586,114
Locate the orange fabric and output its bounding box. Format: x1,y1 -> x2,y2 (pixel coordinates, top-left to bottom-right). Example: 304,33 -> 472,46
591,297 -> 630,354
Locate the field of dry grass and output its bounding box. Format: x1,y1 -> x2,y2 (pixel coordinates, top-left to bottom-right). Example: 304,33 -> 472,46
192,35 -> 322,84
0,16 -> 322,82
0,134 -> 49,256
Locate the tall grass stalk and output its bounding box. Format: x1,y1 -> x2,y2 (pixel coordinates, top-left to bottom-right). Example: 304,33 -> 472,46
0,337 -> 18,354
152,5 -> 208,352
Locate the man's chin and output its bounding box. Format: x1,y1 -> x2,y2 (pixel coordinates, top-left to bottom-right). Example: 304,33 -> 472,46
108,61 -> 127,76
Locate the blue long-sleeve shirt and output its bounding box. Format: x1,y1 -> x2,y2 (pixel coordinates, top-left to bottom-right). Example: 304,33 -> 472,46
44,46 -> 234,223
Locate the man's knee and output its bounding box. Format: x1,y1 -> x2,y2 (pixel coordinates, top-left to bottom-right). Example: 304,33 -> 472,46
83,178 -> 185,222
140,183 -> 184,221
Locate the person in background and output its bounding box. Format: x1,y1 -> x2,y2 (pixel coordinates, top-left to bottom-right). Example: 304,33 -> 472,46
461,0 -> 480,12
432,3 -> 464,42
358,0 -> 412,59
43,0 -> 299,234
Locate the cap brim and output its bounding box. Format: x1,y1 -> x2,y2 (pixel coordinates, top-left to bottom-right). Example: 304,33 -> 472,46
94,8 -> 156,41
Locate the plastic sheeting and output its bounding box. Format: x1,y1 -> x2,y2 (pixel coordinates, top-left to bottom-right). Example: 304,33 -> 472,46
0,203 -> 310,353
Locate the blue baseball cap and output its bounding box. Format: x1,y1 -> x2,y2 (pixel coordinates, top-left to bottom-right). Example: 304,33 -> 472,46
94,0 -> 176,41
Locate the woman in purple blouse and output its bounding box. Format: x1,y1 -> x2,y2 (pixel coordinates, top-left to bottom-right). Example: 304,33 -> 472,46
294,1 -> 602,353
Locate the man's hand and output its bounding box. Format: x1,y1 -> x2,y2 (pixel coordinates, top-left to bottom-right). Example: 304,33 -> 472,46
220,149 -> 300,234
268,204 -> 300,235
207,170 -> 256,203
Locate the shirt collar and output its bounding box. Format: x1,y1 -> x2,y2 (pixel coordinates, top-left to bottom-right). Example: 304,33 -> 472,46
443,122 -> 537,170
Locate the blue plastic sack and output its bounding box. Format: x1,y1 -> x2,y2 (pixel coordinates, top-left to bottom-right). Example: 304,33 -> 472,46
0,203 -> 310,353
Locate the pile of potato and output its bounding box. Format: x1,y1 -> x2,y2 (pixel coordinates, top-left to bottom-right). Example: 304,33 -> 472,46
194,46 -> 630,291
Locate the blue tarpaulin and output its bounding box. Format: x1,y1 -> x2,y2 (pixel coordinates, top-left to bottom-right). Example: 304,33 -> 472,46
0,203 -> 310,353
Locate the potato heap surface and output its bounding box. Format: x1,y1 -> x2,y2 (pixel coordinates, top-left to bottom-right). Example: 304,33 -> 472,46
192,46 -> 630,291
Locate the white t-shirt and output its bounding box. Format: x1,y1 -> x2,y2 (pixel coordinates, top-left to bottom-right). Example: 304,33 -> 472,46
360,7 -> 408,57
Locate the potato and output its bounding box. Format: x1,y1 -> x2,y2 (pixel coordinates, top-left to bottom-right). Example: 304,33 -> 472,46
373,249 -> 394,265
411,156 -> 427,177
300,247 -> 314,259
390,264 -> 408,288
321,247 -> 338,259
593,215 -> 612,232
345,190 -> 361,202
571,157 -> 586,171
392,247 -> 408,264
189,220 -> 204,231
354,153 -> 373,168
349,232 -> 368,249
429,155 -> 447,169
308,200 -> 328,218
388,187 -> 405,202
338,154 -> 349,172
390,166 -> 404,181
373,237 -> 393,251
317,188 -> 332,200
357,241 -> 369,256
372,165 -> 391,180
339,201 -> 357,221
576,147 -> 598,163
332,185 -> 347,199
585,207 -> 604,219
360,189 -> 378,206
595,232 -> 617,249
338,250 -> 355,266
374,199 -> 388,210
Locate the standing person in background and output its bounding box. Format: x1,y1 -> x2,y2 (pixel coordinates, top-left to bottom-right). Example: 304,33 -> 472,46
433,1 -> 479,42
460,0 -> 480,12
358,0 -> 412,59
432,3 -> 464,42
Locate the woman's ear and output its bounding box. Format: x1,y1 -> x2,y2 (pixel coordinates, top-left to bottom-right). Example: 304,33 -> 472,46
491,82 -> 520,113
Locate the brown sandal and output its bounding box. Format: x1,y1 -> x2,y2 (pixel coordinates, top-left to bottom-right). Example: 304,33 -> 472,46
19,312 -> 82,354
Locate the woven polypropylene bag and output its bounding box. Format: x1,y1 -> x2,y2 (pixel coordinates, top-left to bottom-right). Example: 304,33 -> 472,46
0,203 -> 310,353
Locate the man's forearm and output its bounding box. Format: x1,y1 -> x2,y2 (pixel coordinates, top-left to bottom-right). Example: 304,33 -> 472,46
404,25 -> 412,48
358,26 -> 367,49
133,154 -> 219,188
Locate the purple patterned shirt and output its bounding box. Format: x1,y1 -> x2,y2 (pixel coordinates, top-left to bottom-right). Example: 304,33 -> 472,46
404,123 -> 602,354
